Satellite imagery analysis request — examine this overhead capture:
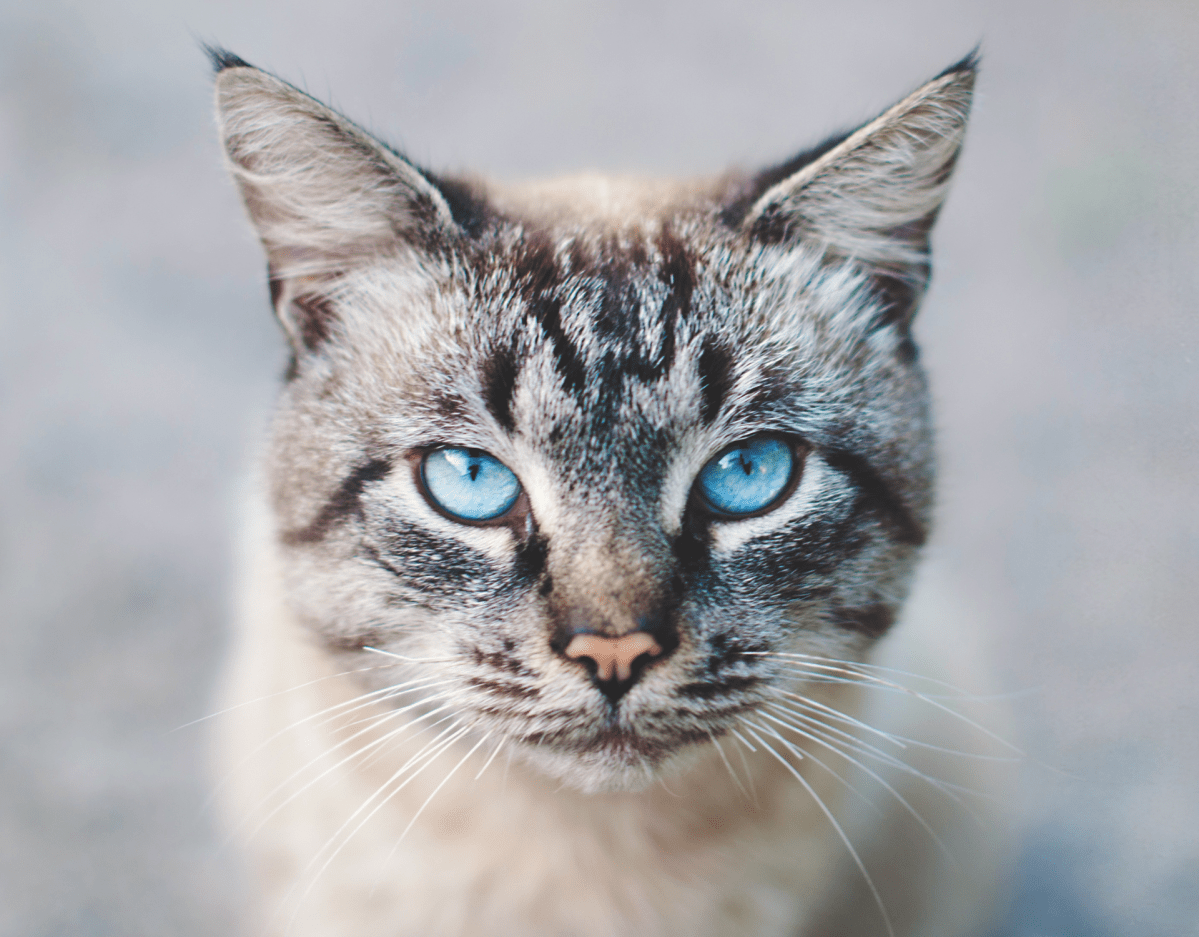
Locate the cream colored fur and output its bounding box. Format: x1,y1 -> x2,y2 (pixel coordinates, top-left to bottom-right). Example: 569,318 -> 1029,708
216,499 -> 1013,937
210,51 -> 1013,937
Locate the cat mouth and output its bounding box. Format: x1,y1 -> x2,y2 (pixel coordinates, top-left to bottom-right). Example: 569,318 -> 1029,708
521,723 -> 714,761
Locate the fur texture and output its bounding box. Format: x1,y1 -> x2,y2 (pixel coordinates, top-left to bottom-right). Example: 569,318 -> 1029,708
210,47 -> 1012,937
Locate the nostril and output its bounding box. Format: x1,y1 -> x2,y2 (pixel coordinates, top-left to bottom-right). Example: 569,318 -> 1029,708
563,633 -> 663,683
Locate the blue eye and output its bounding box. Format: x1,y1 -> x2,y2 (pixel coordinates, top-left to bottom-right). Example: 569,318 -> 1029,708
697,437 -> 795,516
421,448 -> 521,521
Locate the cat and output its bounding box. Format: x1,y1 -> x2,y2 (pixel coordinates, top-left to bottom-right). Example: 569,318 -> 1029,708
208,45 -> 1013,937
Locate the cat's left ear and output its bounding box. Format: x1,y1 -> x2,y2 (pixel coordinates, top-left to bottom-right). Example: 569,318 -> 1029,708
736,53 -> 977,329
208,47 -> 470,354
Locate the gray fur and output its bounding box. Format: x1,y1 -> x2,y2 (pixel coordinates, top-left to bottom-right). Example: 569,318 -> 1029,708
212,50 -> 1001,936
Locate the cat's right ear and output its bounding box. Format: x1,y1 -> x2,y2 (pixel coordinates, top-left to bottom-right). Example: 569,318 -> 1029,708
208,47 -> 460,353
728,53 -> 977,332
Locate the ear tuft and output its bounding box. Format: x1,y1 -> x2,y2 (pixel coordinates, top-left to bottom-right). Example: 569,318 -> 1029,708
201,42 -> 251,74
933,44 -> 981,81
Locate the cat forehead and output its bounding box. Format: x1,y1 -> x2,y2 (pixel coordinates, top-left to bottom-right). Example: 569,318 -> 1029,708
338,222 -> 754,442
327,214 -> 873,469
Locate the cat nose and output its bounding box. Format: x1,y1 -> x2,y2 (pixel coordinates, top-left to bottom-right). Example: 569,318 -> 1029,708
564,632 -> 662,683
561,627 -> 672,705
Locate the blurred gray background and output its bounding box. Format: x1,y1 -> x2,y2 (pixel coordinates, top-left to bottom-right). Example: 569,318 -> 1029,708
1,0 -> 1196,934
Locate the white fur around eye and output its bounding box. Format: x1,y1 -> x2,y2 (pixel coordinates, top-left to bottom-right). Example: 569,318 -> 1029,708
708,453 -> 842,554
375,471 -> 519,561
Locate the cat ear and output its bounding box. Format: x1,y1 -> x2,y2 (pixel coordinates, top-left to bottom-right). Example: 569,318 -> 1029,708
736,53 -> 977,328
208,47 -> 464,352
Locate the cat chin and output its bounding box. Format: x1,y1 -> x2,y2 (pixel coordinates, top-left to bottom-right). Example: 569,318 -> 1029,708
516,738 -> 701,794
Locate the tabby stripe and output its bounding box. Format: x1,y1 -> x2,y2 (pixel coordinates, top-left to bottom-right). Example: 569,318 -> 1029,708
533,295 -> 586,398
697,339 -> 733,425
282,458 -> 391,545
466,677 -> 540,700
833,604 -> 896,638
823,449 -> 927,547
482,345 -> 520,432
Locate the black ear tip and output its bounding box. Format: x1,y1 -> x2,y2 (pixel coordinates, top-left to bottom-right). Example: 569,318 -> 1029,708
936,44 -> 981,80
201,42 -> 253,74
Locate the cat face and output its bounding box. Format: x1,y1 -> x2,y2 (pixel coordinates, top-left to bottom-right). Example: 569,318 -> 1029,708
212,48 -> 972,791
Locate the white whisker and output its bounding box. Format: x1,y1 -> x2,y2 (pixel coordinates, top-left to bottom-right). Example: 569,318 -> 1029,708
758,708 -> 955,865
741,723 -> 894,937
362,645 -> 456,664
206,676 -> 447,816
759,651 -> 982,696
743,717 -> 880,816
772,660 -> 1024,757
730,727 -> 759,754
283,722 -> 472,932
473,736 -> 507,782
768,700 -> 983,802
707,730 -> 751,802
239,702 -> 457,845
370,729 -> 492,896
173,664 -> 389,732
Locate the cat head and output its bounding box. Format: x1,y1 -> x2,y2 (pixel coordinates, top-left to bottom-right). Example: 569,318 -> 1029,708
212,47 -> 974,791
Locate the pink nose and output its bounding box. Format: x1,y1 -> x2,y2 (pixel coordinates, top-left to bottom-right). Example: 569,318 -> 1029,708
563,632 -> 663,682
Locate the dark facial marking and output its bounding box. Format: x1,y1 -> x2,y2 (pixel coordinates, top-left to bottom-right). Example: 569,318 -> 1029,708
482,345 -> 520,432
672,507 -> 712,575
294,294 -> 337,352
869,267 -> 926,338
513,530 -> 548,582
823,449 -> 927,547
466,677 -> 540,701
697,339 -> 733,425
832,603 -> 896,638
504,232 -> 588,400
470,644 -> 539,679
368,519 -> 507,598
269,266 -> 339,354
282,458 -> 391,545
704,632 -> 766,675
656,228 -> 694,321
678,674 -> 761,700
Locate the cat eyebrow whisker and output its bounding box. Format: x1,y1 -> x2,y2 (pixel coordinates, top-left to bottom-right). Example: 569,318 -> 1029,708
739,723 -> 895,937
